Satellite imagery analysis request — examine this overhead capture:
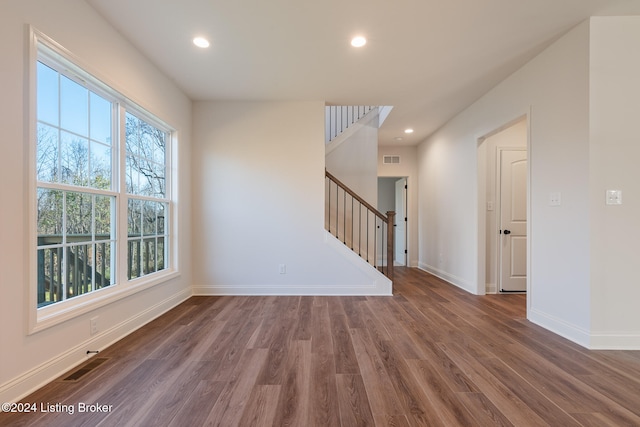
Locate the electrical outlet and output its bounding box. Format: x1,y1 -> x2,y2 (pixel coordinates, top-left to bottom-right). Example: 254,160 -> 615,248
606,190 -> 622,205
90,317 -> 98,335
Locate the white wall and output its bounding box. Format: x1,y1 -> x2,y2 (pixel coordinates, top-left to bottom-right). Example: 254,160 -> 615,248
417,21 -> 593,345
416,16 -> 640,348
191,100 -> 391,295
325,111 -> 379,204
589,17 -> 640,348
378,145 -> 419,267
0,0 -> 193,401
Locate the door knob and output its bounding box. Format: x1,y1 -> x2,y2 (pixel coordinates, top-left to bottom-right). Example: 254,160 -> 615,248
503,229 -> 511,235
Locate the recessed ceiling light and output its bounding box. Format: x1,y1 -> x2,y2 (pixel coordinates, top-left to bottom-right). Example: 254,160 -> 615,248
193,37 -> 210,48
351,36 -> 367,47
404,128 -> 414,134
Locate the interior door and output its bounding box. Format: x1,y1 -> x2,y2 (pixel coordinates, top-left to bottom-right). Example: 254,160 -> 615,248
500,149 -> 527,292
394,178 -> 407,266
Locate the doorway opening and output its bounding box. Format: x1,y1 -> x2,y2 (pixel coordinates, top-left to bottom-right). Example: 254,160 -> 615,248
378,177 -> 408,266
477,116 -> 528,294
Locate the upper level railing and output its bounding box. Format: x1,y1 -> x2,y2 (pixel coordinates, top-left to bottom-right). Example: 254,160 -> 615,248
325,170 -> 394,280
325,105 -> 376,144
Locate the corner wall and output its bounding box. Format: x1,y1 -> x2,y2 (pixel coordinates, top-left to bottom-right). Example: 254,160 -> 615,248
589,16 -> 640,348
191,100 -> 391,295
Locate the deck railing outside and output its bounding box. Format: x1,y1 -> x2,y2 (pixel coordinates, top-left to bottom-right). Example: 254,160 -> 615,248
37,235 -> 162,307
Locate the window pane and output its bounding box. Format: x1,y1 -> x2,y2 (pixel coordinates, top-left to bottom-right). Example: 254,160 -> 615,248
37,247 -> 63,307
153,134 -> 166,165
60,75 -> 88,137
125,114 -> 141,156
157,237 -> 165,271
37,188 -> 63,245
157,203 -> 166,235
90,141 -> 111,189
37,123 -> 59,183
66,191 -> 92,238
128,240 -> 141,280
149,160 -> 165,197
95,242 -> 112,289
37,62 -> 59,126
138,170 -> 154,197
66,244 -> 93,299
60,131 -> 89,186
95,195 -> 113,240
90,92 -> 111,144
128,198 -> 141,237
142,238 -> 155,275
143,201 -> 157,236
125,154 -> 139,194
126,113 -> 167,197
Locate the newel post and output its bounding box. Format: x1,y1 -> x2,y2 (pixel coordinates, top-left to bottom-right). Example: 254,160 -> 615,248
386,211 -> 395,281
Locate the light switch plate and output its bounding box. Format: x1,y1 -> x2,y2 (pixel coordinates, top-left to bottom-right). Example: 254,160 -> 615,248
606,190 -> 622,205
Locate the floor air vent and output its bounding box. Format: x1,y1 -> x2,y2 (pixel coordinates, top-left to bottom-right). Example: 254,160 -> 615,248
61,357 -> 109,382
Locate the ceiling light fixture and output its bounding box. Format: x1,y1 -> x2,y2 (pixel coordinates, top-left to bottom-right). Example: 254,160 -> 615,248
193,37 -> 210,48
404,128 -> 414,134
351,36 -> 367,47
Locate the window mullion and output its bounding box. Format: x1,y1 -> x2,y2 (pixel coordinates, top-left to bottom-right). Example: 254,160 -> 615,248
117,104 -> 128,287
61,191 -> 67,301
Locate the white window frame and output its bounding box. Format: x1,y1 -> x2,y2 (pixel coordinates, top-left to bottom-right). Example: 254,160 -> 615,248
27,28 -> 179,334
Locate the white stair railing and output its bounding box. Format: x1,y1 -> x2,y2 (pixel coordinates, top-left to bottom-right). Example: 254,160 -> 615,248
325,105 -> 376,144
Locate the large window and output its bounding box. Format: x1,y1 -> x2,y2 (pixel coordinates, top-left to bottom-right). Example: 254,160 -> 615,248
34,37 -> 173,316
125,113 -> 169,280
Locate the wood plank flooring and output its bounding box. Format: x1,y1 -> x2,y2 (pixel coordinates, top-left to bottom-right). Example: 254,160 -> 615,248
3,267 -> 640,426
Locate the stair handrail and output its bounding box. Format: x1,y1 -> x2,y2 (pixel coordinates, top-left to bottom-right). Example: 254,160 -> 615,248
325,170 -> 394,281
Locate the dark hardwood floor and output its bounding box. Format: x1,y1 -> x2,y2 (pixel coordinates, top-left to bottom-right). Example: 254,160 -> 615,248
3,267 -> 640,426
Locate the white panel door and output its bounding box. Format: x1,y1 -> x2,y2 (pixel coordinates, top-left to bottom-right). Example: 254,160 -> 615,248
394,178 -> 407,266
500,149 -> 527,292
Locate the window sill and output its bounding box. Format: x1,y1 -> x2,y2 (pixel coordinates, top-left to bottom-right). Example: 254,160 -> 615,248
29,269 -> 181,335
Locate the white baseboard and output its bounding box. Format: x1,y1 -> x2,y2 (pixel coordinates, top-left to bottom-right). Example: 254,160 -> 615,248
417,262 -> 477,294
528,308 -> 640,349
528,307 -> 590,348
588,332 -> 640,350
0,288 -> 191,403
192,284 -> 391,296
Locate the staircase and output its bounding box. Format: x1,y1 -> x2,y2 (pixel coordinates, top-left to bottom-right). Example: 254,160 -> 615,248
324,105 -> 395,280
